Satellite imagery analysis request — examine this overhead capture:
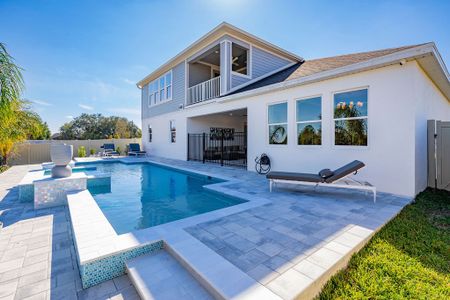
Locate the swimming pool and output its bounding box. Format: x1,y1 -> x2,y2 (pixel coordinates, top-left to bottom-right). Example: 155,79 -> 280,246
81,162 -> 246,234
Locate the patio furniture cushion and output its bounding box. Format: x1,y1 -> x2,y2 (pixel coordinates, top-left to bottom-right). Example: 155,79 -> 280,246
267,160 -> 365,184
103,144 -> 115,151
324,160 -> 365,183
266,171 -> 323,183
129,143 -> 142,152
318,168 -> 334,179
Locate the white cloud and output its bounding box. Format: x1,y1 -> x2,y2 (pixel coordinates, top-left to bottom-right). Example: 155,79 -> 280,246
65,115 -> 74,119
107,107 -> 140,116
78,104 -> 94,110
31,99 -> 52,106
121,78 -> 135,85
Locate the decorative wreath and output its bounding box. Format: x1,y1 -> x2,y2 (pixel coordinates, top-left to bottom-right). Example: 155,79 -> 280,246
270,126 -> 287,144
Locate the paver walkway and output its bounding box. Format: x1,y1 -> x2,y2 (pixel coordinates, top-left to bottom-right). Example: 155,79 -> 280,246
0,165 -> 139,300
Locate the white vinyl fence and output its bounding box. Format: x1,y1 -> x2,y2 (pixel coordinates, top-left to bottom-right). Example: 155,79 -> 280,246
8,138 -> 142,165
428,120 -> 450,191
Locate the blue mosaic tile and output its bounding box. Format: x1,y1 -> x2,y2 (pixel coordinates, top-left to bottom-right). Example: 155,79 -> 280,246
79,240 -> 163,289
18,184 -> 33,202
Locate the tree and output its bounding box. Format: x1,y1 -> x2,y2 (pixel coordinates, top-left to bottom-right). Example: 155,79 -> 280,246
58,113 -> 142,140
334,103 -> 367,145
0,43 -> 25,165
21,110 -> 51,140
298,124 -> 321,145
0,43 -> 49,166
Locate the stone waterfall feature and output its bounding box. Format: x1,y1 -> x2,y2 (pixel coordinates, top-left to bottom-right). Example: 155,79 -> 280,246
51,144 -> 73,178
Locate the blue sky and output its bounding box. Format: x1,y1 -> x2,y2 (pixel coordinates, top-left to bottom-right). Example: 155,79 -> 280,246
1,0 -> 449,133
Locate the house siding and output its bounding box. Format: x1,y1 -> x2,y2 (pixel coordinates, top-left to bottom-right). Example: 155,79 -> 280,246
231,74 -> 251,88
141,39 -> 294,118
231,46 -> 293,88
142,61 -> 185,118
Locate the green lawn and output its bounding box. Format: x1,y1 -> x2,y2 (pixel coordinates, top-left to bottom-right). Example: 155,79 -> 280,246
318,189 -> 450,299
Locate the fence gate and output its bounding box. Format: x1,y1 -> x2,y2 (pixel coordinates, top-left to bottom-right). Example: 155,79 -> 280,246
428,120 -> 450,191
187,132 -> 247,168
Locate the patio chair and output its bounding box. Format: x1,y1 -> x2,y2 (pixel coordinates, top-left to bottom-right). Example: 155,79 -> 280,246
128,143 -> 146,156
101,143 -> 119,157
266,160 -> 376,202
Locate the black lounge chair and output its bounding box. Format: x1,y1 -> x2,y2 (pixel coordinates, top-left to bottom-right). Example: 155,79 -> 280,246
266,160 -> 376,202
101,143 -> 119,157
128,143 -> 146,156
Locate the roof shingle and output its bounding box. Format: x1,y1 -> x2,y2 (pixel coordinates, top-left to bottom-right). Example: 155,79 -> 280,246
231,44 -> 424,94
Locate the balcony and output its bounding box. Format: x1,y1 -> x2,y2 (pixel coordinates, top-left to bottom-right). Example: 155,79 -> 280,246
187,76 -> 221,106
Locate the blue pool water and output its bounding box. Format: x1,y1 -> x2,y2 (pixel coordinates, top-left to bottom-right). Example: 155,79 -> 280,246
43,166 -> 96,176
83,162 -> 246,234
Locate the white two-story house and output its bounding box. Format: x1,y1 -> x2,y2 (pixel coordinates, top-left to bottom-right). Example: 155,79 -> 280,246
137,22 -> 450,197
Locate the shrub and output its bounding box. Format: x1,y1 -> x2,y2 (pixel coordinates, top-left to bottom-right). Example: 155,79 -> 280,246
90,148 -> 96,156
116,146 -> 121,155
78,146 -> 86,157
0,165 -> 9,174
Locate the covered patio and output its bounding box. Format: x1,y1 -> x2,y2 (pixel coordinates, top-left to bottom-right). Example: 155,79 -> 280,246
187,108 -> 248,167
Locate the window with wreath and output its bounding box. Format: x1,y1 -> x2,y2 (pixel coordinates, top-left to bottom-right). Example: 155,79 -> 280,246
170,120 -> 176,143
268,102 -> 288,145
296,97 -> 321,145
334,89 -> 368,146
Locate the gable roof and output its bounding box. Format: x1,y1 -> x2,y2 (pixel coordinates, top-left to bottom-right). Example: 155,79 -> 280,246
137,22 -> 303,88
230,44 -> 426,94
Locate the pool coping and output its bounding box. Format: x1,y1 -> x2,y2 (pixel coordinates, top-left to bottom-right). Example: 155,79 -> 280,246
69,157 -> 272,265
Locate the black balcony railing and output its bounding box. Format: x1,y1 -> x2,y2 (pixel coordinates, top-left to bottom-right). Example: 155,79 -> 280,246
187,132 -> 247,167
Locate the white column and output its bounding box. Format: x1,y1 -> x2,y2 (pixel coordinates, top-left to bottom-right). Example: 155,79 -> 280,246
220,40 -> 231,95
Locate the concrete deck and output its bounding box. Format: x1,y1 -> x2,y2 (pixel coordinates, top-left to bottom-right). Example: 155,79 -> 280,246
0,157 -> 412,299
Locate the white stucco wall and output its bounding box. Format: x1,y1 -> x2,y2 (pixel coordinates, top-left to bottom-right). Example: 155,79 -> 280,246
142,110 -> 188,161
142,62 -> 450,197
412,62 -> 450,194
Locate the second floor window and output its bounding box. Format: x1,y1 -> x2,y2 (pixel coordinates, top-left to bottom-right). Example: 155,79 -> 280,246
232,43 -> 249,76
148,70 -> 173,106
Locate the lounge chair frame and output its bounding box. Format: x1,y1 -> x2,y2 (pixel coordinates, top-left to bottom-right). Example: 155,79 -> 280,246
102,144 -> 120,157
269,166 -> 377,202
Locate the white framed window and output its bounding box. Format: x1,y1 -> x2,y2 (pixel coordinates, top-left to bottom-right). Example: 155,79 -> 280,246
165,72 -> 172,99
148,70 -> 173,107
296,97 -> 322,145
159,76 -> 165,101
333,88 -> 368,146
148,125 -> 152,143
170,120 -> 176,143
268,102 -> 288,145
231,43 -> 250,77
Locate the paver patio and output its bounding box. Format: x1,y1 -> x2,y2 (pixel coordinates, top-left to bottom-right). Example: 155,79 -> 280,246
0,157 -> 412,299
184,171 -> 410,298
0,165 -> 139,300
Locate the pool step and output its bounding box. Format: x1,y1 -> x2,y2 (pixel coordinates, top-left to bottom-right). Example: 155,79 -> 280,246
126,249 -> 215,300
